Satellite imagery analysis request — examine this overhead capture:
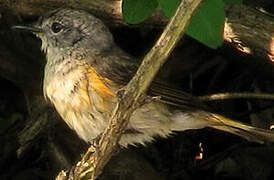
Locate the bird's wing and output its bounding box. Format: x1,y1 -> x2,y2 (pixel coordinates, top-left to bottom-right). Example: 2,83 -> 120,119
148,80 -> 207,111
89,47 -> 207,112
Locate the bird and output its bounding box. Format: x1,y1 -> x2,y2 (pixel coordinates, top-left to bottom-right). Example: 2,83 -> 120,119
12,8 -> 274,147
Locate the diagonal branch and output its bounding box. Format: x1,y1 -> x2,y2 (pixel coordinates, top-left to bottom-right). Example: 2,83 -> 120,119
56,0 -> 203,179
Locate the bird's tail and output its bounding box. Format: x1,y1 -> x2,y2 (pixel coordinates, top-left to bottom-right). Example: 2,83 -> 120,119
206,113 -> 274,144
171,111 -> 274,144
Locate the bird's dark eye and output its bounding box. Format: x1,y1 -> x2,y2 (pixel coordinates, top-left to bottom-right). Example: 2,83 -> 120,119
51,22 -> 63,33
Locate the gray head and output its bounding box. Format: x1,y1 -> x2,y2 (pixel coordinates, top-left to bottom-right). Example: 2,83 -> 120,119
13,9 -> 114,56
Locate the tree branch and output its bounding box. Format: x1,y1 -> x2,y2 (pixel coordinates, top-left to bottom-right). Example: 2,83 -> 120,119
224,5 -> 274,62
55,0 -> 203,179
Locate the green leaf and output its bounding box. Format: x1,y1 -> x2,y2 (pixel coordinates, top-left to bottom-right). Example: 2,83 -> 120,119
157,0 -> 181,18
223,0 -> 243,5
186,0 -> 225,49
122,0 -> 158,24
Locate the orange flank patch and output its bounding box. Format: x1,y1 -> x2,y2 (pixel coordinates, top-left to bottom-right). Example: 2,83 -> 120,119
84,66 -> 117,113
86,66 -> 116,99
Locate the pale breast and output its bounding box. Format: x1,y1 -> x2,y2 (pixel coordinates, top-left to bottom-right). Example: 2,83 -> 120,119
43,60 -> 117,142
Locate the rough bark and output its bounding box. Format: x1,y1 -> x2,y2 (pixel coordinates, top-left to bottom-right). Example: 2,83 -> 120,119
224,5 -> 274,62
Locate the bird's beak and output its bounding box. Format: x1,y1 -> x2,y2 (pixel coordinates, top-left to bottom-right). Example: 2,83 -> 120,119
11,25 -> 43,33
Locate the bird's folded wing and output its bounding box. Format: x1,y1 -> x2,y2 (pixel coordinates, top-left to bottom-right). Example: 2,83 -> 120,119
90,47 -> 207,111
148,80 -> 208,111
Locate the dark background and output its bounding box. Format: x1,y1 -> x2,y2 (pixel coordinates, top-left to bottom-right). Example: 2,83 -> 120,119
0,3 -> 274,180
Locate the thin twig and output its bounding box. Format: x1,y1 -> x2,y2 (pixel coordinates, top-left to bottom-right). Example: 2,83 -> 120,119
198,92 -> 274,101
